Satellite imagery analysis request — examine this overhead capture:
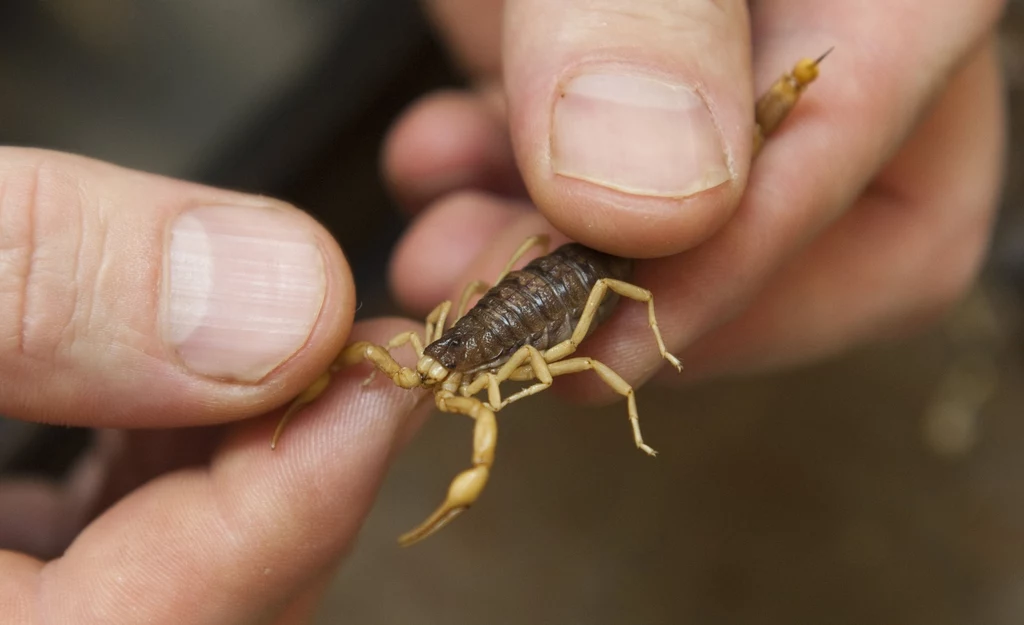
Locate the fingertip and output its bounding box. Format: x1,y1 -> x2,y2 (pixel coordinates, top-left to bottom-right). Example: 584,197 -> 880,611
503,0 -> 755,258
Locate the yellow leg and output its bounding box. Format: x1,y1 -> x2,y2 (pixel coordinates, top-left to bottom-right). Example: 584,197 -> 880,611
546,357 -> 657,456
543,278 -> 682,373
424,301 -> 453,343
477,353 -> 656,455
398,391 -> 497,546
270,341 -> 422,449
461,345 -> 552,410
494,234 -> 550,283
362,330 -> 425,386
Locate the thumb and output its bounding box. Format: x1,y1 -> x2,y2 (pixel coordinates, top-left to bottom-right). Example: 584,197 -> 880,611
0,148 -> 353,427
504,0 -> 754,258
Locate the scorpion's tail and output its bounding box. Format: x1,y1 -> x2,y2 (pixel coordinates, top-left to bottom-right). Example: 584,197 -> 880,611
399,394 -> 496,546
753,48 -> 832,155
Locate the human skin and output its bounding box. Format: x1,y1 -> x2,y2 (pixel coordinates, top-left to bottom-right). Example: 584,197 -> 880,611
0,0 -> 1009,623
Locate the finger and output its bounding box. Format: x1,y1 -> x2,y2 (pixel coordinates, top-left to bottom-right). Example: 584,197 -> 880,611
504,0 -> 755,258
681,39 -> 1006,380
1,319 -> 432,625
381,90 -> 523,213
0,148 -> 353,428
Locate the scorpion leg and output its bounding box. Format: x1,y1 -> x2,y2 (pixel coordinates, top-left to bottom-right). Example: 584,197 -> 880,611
544,278 -> 683,373
424,300 -> 453,342
399,392 -> 497,546
271,341 -> 422,449
461,345 -> 552,409
494,234 -> 550,283
547,357 -> 657,456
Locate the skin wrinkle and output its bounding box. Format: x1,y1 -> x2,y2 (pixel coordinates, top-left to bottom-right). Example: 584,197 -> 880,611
18,162 -> 39,357
11,160 -> 92,366
86,199 -> 111,337
70,177 -> 87,361
50,173 -> 89,367
0,175 -> 25,350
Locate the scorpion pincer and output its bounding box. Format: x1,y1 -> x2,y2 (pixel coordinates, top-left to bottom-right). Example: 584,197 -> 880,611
270,53 -> 829,546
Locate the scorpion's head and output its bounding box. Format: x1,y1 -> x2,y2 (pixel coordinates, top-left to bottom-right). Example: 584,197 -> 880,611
421,317 -> 506,377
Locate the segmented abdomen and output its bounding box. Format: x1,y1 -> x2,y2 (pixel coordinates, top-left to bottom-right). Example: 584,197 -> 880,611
468,243 -> 632,354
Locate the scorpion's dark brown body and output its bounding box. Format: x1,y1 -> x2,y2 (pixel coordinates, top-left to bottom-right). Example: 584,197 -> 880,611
271,53 -> 827,546
424,243 -> 633,375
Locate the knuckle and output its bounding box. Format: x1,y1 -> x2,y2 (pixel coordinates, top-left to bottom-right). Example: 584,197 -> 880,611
0,156 -> 97,363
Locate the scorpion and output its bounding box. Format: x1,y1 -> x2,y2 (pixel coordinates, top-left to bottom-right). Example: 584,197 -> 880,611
271,52 -> 830,546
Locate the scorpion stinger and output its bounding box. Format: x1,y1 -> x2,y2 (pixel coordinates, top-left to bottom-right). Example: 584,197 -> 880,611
754,50 -> 832,154
398,392 -> 497,546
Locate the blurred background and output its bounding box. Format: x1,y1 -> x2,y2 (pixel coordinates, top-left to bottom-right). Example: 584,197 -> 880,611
0,1 -> 1022,623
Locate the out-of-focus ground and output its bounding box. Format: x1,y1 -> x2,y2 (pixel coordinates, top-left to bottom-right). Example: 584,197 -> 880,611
0,2 -> 1022,623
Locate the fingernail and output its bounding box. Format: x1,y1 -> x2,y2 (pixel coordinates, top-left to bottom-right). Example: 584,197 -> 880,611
164,205 -> 326,382
552,72 -> 731,197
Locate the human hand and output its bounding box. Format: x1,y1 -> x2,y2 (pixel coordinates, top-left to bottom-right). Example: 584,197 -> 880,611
0,148 -> 429,624
384,0 -> 1007,397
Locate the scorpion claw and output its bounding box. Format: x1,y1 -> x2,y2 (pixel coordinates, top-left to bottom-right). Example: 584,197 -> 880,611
399,465 -> 490,547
